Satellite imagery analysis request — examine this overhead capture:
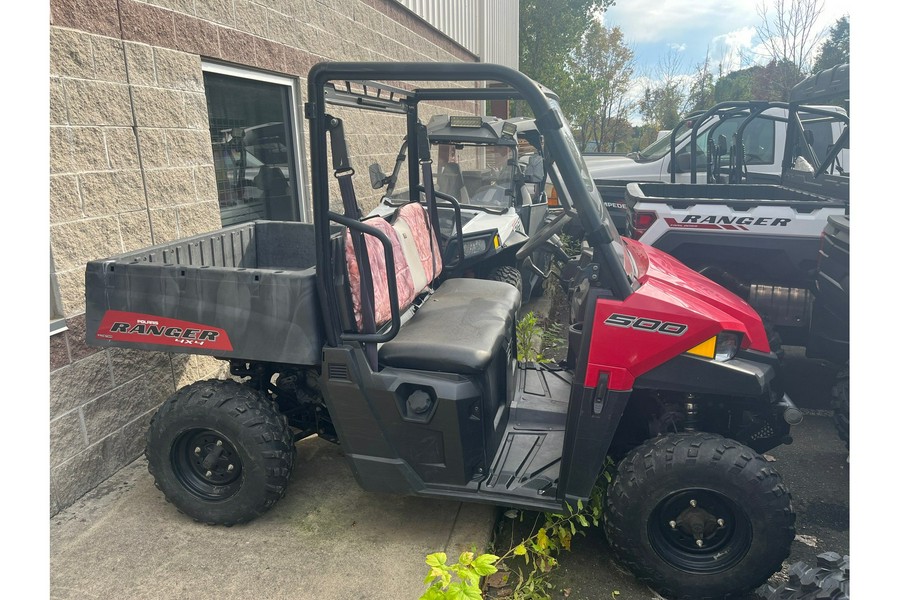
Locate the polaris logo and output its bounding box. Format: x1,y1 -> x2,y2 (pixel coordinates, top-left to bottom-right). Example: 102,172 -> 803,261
604,313 -> 688,336
665,216 -> 791,231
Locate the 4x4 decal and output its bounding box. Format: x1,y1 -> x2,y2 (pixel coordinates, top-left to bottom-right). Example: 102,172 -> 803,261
665,216 -> 791,231
604,313 -> 688,336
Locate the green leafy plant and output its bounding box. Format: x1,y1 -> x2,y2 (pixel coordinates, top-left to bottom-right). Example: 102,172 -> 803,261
421,459 -> 616,600
516,312 -> 564,364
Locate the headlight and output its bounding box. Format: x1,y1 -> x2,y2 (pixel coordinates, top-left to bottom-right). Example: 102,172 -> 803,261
686,332 -> 742,362
462,237 -> 489,257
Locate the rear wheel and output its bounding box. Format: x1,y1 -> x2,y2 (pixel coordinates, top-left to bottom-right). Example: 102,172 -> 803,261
486,265 -> 523,295
146,379 -> 295,525
603,433 -> 795,599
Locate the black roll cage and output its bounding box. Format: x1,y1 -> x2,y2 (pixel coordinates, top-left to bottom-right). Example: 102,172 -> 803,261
307,62 -> 631,349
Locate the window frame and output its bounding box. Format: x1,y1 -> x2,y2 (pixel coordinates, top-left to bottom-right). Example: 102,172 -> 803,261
200,61 -> 311,222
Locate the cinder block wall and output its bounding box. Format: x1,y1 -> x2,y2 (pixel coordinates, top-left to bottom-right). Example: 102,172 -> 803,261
49,0 -> 478,516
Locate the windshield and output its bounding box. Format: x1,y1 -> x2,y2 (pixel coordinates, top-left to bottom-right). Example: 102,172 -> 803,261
636,131 -> 688,160
434,143 -> 517,209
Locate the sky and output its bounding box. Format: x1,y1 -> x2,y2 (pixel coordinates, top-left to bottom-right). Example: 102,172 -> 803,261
599,0 -> 853,79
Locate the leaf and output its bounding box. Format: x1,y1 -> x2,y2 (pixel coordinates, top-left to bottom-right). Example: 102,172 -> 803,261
576,499 -> 584,511
445,582 -> 482,600
536,528 -> 550,550
419,586 -> 445,600
426,552 -> 448,568
578,514 -> 589,527
513,543 -> 528,556
458,551 -> 474,566
472,553 -> 500,577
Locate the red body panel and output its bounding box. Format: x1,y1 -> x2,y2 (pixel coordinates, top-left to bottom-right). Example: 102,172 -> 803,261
585,239 -> 770,390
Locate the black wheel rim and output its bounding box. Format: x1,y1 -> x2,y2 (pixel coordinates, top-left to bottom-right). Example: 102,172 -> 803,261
648,488 -> 752,574
171,429 -> 243,501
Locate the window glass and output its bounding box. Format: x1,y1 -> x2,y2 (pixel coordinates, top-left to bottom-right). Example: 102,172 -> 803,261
203,71 -> 301,226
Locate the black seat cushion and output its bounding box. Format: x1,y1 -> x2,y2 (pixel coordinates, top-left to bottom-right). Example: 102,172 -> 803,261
379,278 -> 521,374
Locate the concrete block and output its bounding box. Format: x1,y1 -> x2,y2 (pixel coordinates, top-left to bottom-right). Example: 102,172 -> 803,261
172,353 -> 227,388
51,0 -> 121,39
166,129 -> 213,168
51,330 -> 71,372
132,86 -> 188,128
124,42 -> 157,86
144,167 -> 197,207
51,216 -> 123,272
50,410 -> 89,468
64,79 -> 134,127
71,127 -> 111,172
66,313 -> 103,364
50,77 -> 68,125
151,0 -> 197,15
235,0 -> 269,38
82,368 -> 174,445
177,201 -> 222,236
173,12 -> 220,56
104,127 -> 141,170
193,166 -> 219,202
137,129 -> 170,169
50,27 -> 94,79
119,0 -> 177,48
91,36 -> 127,83
194,0 -> 235,27
267,9 -> 301,48
57,267 -> 89,316
50,432 -> 128,510
154,47 -> 204,92
109,348 -> 173,388
183,92 -> 209,130
80,170 -> 147,217
119,211 -> 154,252
50,174 -> 83,224
49,352 -> 114,419
149,207 -> 181,243
50,127 -> 75,174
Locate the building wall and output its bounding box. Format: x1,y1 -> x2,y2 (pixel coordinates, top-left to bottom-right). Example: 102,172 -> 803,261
48,0 -> 488,516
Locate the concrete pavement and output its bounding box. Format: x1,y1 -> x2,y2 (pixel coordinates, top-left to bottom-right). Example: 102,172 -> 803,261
50,435 -> 498,600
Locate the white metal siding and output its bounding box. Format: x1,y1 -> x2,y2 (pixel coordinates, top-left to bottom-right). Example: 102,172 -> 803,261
396,0 -> 519,68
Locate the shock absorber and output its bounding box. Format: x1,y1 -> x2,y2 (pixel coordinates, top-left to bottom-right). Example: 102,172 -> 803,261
683,394 -> 699,432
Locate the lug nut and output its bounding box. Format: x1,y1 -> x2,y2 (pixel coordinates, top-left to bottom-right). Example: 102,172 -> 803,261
690,499 -> 697,508
227,464 -> 234,472
205,470 -> 213,477
216,440 -> 223,446
717,519 -> 725,527
194,447 -> 201,454
669,520 -> 677,529
696,539 -> 704,548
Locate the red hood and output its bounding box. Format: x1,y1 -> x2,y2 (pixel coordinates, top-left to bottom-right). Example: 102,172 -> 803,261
624,238 -> 769,352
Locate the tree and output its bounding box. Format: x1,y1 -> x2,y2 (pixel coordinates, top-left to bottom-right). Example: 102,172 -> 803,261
753,0 -> 827,97
813,15 -> 849,72
638,50 -> 690,134
518,0 -> 614,115
569,21 -> 635,151
687,53 -> 716,113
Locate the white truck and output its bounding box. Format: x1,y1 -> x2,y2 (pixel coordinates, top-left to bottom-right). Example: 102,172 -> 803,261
585,101 -> 848,235
619,64 -> 850,347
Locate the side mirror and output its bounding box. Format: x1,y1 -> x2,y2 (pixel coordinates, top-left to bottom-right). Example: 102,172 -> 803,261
369,163 -> 390,189
674,151 -> 693,173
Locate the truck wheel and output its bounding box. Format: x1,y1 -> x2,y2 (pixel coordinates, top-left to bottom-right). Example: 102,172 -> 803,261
831,367 -> 849,449
486,265 -> 523,295
145,379 -> 295,526
603,433 -> 795,600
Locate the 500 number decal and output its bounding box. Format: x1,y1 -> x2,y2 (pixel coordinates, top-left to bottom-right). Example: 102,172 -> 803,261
604,313 -> 688,336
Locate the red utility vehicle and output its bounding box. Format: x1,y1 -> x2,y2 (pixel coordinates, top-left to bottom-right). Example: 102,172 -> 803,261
85,63 -> 800,599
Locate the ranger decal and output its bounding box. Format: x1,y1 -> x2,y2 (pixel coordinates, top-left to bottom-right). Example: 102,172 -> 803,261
665,216 -> 791,230
95,310 -> 233,351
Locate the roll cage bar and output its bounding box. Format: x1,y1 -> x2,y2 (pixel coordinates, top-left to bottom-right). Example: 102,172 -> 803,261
306,62 -> 631,348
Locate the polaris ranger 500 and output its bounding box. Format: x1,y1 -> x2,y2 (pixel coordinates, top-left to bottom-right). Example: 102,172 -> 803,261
85,62 -> 800,599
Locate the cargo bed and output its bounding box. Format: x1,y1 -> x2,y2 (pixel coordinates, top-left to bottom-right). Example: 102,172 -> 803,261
85,221 -> 327,366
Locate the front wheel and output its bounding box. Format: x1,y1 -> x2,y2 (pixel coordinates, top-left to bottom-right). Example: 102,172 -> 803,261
603,433 -> 795,599
146,379 -> 296,525
486,265 -> 523,296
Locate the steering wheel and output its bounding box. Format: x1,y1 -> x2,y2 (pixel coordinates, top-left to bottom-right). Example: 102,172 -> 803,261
515,210 -> 572,261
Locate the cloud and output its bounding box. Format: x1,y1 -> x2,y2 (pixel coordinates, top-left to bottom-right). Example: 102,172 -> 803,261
709,27 -> 756,72
600,0 -> 758,44
668,43 -> 687,53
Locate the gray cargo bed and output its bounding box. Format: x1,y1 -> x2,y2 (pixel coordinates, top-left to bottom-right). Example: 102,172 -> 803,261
85,221 -> 327,366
